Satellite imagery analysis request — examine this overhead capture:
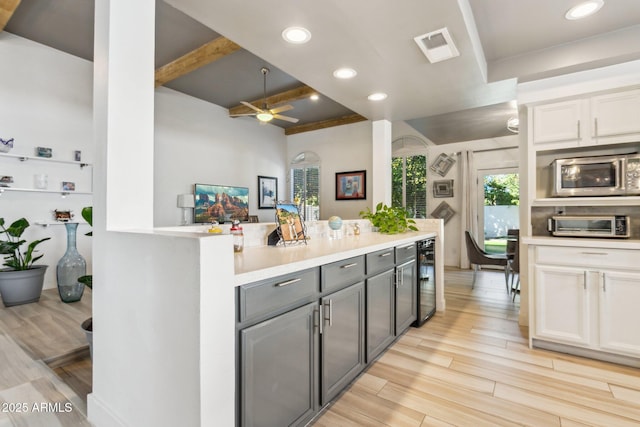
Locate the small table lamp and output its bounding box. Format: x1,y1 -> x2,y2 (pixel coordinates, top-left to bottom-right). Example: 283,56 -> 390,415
177,194 -> 195,225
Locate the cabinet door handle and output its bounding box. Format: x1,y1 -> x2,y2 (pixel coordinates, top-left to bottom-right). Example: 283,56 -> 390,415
395,270 -> 400,288
401,244 -> 414,250
577,120 -> 581,139
274,278 -> 301,287
594,117 -> 598,137
583,271 -> 587,290
380,252 -> 392,257
340,262 -> 358,269
315,307 -> 322,335
602,272 -> 606,292
580,252 -> 606,256
324,299 -> 333,327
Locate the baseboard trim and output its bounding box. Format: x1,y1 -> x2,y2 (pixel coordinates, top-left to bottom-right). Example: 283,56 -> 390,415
532,339 -> 640,368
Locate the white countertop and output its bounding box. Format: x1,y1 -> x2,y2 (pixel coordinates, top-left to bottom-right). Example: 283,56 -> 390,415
522,236 -> 640,250
234,231 -> 436,286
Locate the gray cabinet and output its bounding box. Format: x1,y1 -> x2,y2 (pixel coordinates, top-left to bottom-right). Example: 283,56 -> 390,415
396,259 -> 417,334
320,281 -> 365,404
366,269 -> 395,362
240,302 -> 319,427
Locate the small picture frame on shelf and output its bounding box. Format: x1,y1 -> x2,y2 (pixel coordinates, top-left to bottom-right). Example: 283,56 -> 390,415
61,181 -> 76,191
74,150 -> 82,162
433,179 -> 454,198
36,146 -> 53,158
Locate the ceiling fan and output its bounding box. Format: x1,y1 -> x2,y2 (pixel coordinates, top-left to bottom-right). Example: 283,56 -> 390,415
231,67 -> 299,124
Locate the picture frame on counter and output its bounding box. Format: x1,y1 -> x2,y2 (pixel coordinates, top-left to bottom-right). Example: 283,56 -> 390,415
258,175 -> 277,209
335,170 -> 366,200
271,202 -> 307,246
433,179 -> 454,198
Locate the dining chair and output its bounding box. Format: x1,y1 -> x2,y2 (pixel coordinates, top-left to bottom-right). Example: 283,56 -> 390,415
506,228 -> 519,284
464,231 -> 509,290
510,239 -> 521,301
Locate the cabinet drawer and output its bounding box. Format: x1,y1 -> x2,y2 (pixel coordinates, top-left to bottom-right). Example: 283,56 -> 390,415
366,248 -> 395,275
238,268 -> 319,323
535,246 -> 638,270
321,256 -> 365,293
395,242 -> 416,264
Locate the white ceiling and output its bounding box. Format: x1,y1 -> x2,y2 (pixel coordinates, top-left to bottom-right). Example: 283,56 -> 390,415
165,0 -> 640,142
5,0 -> 640,143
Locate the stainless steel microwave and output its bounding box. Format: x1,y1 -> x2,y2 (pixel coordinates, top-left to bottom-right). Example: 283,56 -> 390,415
552,153 -> 640,197
548,215 -> 630,238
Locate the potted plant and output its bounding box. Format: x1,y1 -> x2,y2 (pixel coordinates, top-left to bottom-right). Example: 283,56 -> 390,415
0,217 -> 51,307
360,202 -> 418,234
77,207 -> 93,358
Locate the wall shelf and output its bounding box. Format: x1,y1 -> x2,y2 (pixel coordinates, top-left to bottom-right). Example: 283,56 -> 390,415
0,187 -> 92,196
532,196 -> 640,207
0,152 -> 92,168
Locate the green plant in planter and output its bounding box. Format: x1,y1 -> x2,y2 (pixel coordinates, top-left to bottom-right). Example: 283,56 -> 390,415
359,203 -> 418,234
0,218 -> 50,270
77,207 -> 92,289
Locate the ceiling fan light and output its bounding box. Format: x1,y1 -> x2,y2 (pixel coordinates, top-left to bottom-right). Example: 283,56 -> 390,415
565,0 -> 604,20
282,27 -> 311,44
256,112 -> 274,122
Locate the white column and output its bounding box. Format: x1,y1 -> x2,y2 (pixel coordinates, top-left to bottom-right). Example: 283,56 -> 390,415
371,120 -> 392,206
93,0 -> 155,232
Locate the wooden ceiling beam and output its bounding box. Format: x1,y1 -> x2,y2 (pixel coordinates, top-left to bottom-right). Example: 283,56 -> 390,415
155,36 -> 241,87
284,114 -> 368,136
0,0 -> 21,31
228,85 -> 317,115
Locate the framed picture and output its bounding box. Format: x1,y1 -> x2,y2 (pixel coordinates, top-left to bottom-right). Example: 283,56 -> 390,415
61,181 -> 75,191
193,183 -> 249,223
258,176 -> 277,209
275,202 -> 306,243
433,179 -> 454,198
430,201 -> 456,224
430,153 -> 456,177
336,170 -> 366,200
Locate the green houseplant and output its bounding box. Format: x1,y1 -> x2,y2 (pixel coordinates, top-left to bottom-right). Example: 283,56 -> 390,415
77,207 -> 93,358
0,217 -> 51,306
360,203 -> 418,234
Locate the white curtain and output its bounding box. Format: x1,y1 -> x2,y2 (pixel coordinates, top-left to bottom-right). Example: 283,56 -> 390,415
459,150 -> 477,269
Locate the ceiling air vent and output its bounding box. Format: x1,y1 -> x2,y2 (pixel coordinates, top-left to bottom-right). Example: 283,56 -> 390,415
414,27 -> 459,64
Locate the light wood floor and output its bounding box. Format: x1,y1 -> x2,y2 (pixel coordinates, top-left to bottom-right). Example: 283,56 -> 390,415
312,268 -> 640,427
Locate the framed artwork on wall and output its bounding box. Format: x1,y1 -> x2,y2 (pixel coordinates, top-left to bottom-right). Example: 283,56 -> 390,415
429,153 -> 456,177
258,176 -> 277,209
433,179 -> 454,198
336,170 -> 366,200
430,201 -> 456,224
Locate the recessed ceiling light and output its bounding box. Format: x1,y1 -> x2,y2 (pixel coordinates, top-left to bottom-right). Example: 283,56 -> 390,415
310,94 -> 319,101
565,0 -> 604,20
333,68 -> 357,79
282,27 -> 311,44
367,93 -> 388,101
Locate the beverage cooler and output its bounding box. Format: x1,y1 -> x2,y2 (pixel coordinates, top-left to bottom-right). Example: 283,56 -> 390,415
413,237 -> 436,327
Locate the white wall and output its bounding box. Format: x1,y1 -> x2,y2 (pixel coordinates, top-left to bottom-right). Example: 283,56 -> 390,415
427,136 -> 519,266
286,121 -> 373,220
154,88 -> 287,226
0,32 -> 93,289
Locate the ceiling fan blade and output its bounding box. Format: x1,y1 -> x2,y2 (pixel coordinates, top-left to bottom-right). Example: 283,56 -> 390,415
269,104 -> 293,114
229,113 -> 258,117
273,114 -> 299,123
240,101 -> 264,113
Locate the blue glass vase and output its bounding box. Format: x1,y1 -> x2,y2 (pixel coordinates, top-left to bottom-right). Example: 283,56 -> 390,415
56,222 -> 86,303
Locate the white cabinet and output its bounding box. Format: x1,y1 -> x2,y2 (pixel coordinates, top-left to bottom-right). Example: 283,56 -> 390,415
532,99 -> 583,145
598,270 -> 640,356
532,245 -> 640,359
531,88 -> 640,149
534,265 -> 591,346
591,89 -> 640,139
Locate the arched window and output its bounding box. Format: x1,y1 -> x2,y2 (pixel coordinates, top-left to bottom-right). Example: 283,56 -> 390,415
290,151 -> 320,221
392,135 -> 428,218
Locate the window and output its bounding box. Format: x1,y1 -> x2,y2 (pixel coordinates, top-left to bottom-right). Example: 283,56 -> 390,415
290,152 -> 320,221
391,136 -> 428,218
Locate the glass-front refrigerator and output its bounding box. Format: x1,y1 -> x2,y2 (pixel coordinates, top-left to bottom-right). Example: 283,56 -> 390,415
413,237 -> 436,327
